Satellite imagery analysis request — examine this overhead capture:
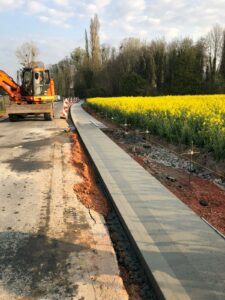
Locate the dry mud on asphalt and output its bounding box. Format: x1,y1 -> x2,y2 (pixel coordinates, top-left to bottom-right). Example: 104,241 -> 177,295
0,106 -> 128,300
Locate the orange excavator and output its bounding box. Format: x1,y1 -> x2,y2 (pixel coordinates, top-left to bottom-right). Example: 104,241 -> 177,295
0,66 -> 55,121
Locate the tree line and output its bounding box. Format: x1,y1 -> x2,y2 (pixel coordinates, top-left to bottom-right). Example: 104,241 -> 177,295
50,15 -> 225,98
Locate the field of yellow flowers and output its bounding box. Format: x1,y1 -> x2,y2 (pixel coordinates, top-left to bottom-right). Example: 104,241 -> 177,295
87,96 -> 225,159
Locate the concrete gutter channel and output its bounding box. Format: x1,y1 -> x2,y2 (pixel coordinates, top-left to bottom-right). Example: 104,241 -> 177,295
70,103 -> 225,300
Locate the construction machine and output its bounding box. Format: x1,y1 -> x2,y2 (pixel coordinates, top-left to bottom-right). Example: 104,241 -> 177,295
0,65 -> 55,121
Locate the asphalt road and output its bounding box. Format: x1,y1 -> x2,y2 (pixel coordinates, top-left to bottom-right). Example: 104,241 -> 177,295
0,102 -> 127,300
0,102 -> 70,299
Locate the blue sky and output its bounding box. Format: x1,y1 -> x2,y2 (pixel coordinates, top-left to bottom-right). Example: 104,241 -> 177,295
0,0 -> 225,77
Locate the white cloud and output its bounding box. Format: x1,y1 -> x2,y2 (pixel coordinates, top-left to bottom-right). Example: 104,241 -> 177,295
1,0 -> 225,38
52,0 -> 70,7
86,3 -> 97,14
164,27 -> 181,39
104,0 -> 225,42
121,23 -> 134,34
37,37 -> 75,63
0,0 -> 24,11
39,16 -> 49,23
147,17 -> 161,26
27,1 -> 46,14
100,30 -> 109,42
0,0 -> 74,28
25,1 -> 75,28
75,0 -> 111,16
94,0 -> 111,10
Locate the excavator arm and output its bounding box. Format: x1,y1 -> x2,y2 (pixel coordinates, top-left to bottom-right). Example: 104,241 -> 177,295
0,70 -> 21,102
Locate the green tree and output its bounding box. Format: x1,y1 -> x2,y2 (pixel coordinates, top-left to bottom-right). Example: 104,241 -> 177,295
165,38 -> 205,94
121,72 -> 147,96
71,47 -> 85,70
50,57 -> 71,97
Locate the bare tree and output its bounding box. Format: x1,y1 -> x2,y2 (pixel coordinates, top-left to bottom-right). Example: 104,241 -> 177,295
85,29 -> 89,61
151,39 -> 166,92
90,14 -> 101,70
101,44 -> 111,64
206,24 -> 223,82
118,38 -> 144,73
220,31 -> 225,80
16,42 -> 40,67
120,38 -> 143,52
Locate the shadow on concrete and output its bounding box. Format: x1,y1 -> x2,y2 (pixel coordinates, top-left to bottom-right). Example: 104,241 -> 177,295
0,231 -> 84,299
1,130 -> 68,173
0,229 -> 118,299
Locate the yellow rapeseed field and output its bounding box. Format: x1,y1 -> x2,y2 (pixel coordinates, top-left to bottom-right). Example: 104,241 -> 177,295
87,96 -> 225,159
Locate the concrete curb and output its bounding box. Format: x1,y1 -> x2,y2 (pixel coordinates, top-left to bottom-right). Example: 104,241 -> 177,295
70,102 -> 225,300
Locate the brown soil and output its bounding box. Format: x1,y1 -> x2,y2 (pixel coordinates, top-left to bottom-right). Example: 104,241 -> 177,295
120,266 -> 142,300
70,132 -> 109,217
84,105 -> 225,236
70,132 -> 147,299
134,155 -> 225,235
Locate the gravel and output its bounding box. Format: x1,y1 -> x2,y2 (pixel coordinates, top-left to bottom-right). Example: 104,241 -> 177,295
108,129 -> 225,189
106,210 -> 157,300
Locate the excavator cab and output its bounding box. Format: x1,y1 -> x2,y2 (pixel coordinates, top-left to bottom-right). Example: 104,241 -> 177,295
21,68 -> 33,96
21,68 -> 51,97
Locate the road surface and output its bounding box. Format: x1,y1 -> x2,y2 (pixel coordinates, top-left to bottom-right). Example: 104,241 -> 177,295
0,103 -> 127,300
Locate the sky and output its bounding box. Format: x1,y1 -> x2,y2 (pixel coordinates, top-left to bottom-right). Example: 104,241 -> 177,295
0,0 -> 225,77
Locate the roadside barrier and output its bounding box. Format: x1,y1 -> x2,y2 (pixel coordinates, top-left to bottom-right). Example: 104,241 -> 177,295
60,98 -> 69,119
74,97 -> 81,103
60,97 -> 81,119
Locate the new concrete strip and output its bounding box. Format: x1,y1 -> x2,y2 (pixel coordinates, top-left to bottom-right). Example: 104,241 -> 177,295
71,102 -> 225,300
